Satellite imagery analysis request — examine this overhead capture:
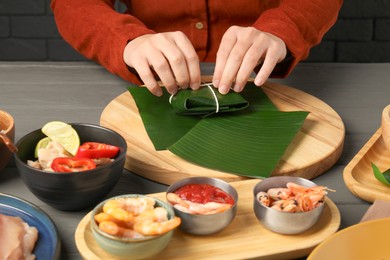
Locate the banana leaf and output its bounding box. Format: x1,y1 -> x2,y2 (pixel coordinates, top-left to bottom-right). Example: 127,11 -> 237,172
128,82 -> 308,178
168,111 -> 308,177
129,82 -> 278,150
169,84 -> 249,117
129,87 -> 199,150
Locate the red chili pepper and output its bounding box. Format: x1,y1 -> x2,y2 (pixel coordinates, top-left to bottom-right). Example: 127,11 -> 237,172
75,142 -> 119,159
51,157 -> 96,173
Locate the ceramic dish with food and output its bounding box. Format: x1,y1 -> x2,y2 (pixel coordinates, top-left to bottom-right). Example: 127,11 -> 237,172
90,194 -> 180,259
0,193 -> 61,259
166,177 -> 238,235
14,123 -> 127,211
253,176 -> 328,235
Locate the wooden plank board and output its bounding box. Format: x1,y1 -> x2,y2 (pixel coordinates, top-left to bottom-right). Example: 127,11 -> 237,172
100,80 -> 345,184
75,179 -> 341,260
343,128 -> 390,202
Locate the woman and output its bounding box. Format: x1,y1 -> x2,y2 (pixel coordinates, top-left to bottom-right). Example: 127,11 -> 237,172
51,0 -> 342,96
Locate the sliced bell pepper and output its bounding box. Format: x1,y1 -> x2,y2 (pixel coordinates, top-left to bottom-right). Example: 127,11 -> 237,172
75,142 -> 119,159
51,157 -> 96,173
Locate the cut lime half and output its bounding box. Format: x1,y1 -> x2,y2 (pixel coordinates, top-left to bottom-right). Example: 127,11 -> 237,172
41,121 -> 80,156
34,137 -> 52,158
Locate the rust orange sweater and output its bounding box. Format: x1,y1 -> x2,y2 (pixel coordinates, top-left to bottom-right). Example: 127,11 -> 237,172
51,0 -> 342,85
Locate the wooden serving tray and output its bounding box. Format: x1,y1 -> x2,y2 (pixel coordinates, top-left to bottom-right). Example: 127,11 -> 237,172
75,179 -> 341,260
344,128 -> 390,202
100,80 -> 345,185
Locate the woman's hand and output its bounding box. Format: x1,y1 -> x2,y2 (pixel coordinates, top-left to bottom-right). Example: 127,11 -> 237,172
213,26 -> 287,94
124,32 -> 201,96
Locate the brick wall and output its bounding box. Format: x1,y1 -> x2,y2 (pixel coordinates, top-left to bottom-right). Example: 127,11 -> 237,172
0,0 -> 389,62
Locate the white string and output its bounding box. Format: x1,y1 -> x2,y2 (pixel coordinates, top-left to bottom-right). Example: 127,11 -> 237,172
203,83 -> 219,113
169,83 -> 220,113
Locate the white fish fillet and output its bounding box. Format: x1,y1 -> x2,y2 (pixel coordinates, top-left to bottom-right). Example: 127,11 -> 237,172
0,214 -> 38,260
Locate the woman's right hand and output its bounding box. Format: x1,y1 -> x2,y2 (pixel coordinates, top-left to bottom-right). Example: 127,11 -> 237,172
123,32 -> 201,96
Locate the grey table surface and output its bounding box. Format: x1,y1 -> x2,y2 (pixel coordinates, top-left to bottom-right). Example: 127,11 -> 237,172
0,61 -> 388,259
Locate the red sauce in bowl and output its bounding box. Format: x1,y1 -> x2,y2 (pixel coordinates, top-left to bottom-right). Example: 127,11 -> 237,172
174,184 -> 235,205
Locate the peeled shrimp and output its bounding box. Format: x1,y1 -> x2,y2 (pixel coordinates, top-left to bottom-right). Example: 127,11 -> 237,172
135,207 -> 169,223
102,199 -> 135,222
95,197 -> 180,239
133,217 -> 181,236
94,212 -> 133,228
167,193 -> 232,215
98,221 -> 144,239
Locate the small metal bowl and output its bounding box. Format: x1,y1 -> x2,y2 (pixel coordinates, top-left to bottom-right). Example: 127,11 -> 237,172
91,194 -> 177,258
253,176 -> 325,235
166,177 -> 238,235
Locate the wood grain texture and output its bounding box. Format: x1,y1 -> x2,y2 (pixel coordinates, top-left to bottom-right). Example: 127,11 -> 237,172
343,128 -> 390,203
75,179 -> 341,260
100,80 -> 345,185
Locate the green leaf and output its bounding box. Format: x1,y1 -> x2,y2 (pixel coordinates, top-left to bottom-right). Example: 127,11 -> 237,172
129,87 -> 199,150
128,82 -> 308,178
168,111 -> 308,178
372,163 -> 390,186
170,84 -> 249,117
128,82 -> 278,150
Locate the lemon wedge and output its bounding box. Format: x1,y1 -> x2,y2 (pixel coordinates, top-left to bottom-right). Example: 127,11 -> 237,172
34,137 -> 52,158
41,121 -> 80,156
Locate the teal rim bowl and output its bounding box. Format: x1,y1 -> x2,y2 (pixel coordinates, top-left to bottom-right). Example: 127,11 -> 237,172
90,194 -> 176,258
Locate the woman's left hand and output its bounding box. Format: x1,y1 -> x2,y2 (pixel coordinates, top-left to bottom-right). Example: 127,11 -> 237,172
213,26 -> 287,94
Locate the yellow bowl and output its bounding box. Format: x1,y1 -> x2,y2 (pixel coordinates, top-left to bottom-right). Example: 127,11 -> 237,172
308,218 -> 390,259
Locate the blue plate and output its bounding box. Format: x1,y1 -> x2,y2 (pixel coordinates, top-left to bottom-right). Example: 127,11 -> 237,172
0,193 -> 61,260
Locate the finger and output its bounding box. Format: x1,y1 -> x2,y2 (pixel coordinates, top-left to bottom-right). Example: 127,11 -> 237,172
147,49 -> 178,95
218,40 -> 251,94
254,49 -> 279,87
134,59 -> 163,97
213,27 -> 238,89
233,45 -> 265,92
169,33 -> 201,90
157,45 -> 190,89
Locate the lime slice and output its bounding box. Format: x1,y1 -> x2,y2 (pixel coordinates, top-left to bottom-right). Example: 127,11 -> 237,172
41,121 -> 80,156
34,137 -> 52,158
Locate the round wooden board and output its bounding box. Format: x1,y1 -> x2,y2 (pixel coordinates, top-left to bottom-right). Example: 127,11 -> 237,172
100,80 -> 345,185
75,179 -> 341,260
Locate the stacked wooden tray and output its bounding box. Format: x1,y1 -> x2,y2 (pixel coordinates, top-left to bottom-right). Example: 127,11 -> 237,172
75,179 -> 341,259
344,128 -> 390,202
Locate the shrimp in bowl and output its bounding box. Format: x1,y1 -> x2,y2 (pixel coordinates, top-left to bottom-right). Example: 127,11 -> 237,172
90,194 -> 180,259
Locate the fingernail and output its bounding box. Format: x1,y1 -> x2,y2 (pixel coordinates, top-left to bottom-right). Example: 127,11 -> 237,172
170,88 -> 179,96
191,83 -> 200,90
213,79 -> 220,88
219,85 -> 229,95
233,84 -> 242,92
255,77 -> 264,86
155,89 -> 163,97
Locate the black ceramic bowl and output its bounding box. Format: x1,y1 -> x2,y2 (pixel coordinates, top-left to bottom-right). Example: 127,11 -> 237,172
14,123 -> 127,211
